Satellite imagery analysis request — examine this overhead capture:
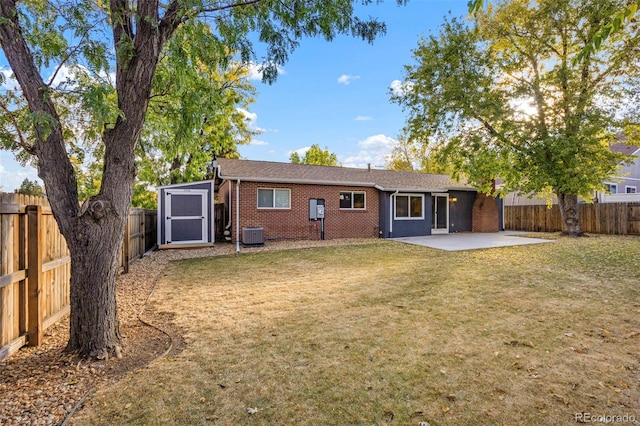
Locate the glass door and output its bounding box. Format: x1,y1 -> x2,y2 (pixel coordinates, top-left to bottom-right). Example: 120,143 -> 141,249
431,194 -> 449,234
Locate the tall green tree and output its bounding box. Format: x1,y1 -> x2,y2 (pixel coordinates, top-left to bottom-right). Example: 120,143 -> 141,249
385,131 -> 452,174
73,22 -> 257,209
0,0 -> 398,358
393,0 -> 640,236
16,178 -> 44,196
470,0 -> 640,62
138,21 -> 258,187
290,143 -> 341,166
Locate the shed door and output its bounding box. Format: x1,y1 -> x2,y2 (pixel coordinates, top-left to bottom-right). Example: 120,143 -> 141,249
164,189 -> 208,244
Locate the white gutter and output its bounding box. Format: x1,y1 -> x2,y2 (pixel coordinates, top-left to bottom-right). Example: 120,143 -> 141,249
236,179 -> 240,253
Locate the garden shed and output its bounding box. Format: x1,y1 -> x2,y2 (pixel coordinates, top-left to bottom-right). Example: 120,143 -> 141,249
157,180 -> 215,248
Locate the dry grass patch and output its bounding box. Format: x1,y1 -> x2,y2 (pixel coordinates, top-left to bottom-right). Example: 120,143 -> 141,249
72,236 -> 640,425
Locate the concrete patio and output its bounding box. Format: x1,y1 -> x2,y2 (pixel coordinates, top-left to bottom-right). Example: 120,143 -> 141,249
391,231 -> 554,251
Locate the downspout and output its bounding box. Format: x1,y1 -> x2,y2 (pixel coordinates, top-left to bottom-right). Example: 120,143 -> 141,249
389,190 -> 399,237
224,181 -> 232,241
236,179 -> 241,253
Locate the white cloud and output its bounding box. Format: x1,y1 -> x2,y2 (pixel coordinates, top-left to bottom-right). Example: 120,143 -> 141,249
0,152 -> 40,192
355,115 -> 372,121
0,68 -> 20,92
337,74 -> 360,85
236,107 -> 264,133
389,79 -> 414,97
341,134 -> 398,169
245,62 -> 285,81
249,139 -> 269,146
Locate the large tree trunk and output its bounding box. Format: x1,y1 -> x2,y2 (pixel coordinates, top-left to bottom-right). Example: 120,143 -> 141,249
557,192 -> 584,236
0,0 -> 180,358
66,210 -> 127,358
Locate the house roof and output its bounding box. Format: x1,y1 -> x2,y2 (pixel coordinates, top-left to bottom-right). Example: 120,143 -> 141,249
216,158 -> 475,192
610,142 -> 640,156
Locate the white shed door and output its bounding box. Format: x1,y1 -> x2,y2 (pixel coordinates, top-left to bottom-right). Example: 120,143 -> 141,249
164,189 -> 208,244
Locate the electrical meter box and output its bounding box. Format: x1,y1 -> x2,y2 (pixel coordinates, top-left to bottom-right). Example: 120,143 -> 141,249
309,199 -> 325,220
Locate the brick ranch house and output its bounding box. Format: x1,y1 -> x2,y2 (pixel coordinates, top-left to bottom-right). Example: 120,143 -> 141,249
215,158 -> 501,246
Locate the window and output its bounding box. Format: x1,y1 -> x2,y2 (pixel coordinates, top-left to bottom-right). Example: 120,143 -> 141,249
604,183 -> 618,194
339,191 -> 365,209
395,194 -> 424,219
257,188 -> 290,209
626,186 -> 637,194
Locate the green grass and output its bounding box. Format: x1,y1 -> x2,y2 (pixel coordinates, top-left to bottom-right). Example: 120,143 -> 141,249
72,235 -> 640,425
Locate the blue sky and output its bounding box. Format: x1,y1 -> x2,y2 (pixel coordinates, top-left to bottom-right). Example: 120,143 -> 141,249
0,0 -> 470,192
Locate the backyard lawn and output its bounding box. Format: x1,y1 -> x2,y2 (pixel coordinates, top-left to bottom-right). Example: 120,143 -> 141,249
71,235 -> 640,425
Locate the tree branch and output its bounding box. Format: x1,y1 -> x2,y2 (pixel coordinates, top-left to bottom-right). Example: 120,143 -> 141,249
0,0 -> 80,221
0,102 -> 33,153
160,0 -> 264,39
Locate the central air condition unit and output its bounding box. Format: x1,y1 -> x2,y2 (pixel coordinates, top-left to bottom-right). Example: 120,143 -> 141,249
242,227 -> 264,246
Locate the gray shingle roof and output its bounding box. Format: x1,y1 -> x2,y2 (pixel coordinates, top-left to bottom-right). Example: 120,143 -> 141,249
216,158 -> 475,192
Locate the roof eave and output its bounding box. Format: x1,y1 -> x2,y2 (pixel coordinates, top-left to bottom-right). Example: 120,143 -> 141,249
376,185 -> 476,192
218,172 -> 377,188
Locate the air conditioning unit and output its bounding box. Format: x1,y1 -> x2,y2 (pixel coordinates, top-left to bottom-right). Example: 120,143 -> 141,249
242,227 -> 264,246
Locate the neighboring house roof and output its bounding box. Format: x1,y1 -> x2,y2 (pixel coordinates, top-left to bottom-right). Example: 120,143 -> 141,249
610,142 -> 640,156
216,158 -> 474,192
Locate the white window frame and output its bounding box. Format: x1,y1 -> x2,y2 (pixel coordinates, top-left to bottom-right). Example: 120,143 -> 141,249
257,188 -> 291,209
626,186 -> 637,194
604,182 -> 618,194
394,194 -> 425,220
339,191 -> 366,210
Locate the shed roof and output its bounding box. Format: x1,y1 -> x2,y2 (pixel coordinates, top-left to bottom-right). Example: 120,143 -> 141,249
216,158 -> 474,192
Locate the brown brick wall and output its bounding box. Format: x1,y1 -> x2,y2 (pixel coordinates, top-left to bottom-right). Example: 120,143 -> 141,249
472,192 -> 499,232
221,180 -> 380,242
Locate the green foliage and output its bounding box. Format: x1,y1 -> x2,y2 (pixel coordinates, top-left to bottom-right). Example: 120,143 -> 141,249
290,144 -> 340,166
470,0 -> 640,64
575,0 -> 640,63
394,0 -> 640,200
132,184 -> 157,209
16,178 -> 44,196
2,0 -> 395,191
386,132 -> 455,174
137,20 -> 258,186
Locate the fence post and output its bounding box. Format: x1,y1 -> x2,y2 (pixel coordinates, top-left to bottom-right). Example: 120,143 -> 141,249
18,211 -> 27,336
123,215 -> 130,274
26,205 -> 43,346
140,211 -> 145,258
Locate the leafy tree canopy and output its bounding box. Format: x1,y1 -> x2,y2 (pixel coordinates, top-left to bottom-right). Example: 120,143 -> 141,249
290,143 -> 341,166
386,131 -> 453,174
394,0 -> 640,234
16,178 -> 44,196
469,0 -> 640,62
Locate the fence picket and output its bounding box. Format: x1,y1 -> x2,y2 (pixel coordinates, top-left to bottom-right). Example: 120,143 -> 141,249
0,193 -> 158,360
505,203 -> 640,235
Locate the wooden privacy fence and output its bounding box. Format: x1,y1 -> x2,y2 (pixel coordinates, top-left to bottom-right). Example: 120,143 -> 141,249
121,208 -> 158,273
504,203 -> 640,235
0,193 -> 157,361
